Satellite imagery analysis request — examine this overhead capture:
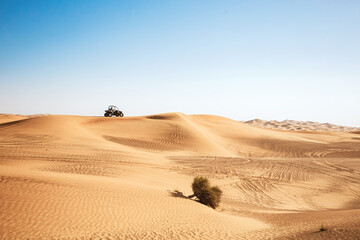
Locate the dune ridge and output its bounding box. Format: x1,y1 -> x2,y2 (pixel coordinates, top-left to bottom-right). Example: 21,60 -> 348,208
243,118 -> 360,132
1,113 -> 359,239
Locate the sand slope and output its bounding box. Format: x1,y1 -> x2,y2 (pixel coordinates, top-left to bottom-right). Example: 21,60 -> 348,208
0,113 -> 359,239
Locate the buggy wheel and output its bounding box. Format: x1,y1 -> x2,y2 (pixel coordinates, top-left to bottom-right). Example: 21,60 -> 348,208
120,112 -> 124,117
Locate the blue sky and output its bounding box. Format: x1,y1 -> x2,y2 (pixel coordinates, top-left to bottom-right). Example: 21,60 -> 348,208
1,0 -> 359,126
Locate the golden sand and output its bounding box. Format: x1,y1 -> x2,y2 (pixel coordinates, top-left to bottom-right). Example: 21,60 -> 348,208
1,113 -> 359,239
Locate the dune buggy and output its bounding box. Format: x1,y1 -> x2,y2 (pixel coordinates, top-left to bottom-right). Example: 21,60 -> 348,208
104,105 -> 124,117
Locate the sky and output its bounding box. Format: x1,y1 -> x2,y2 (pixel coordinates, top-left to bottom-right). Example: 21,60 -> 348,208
0,0 -> 359,126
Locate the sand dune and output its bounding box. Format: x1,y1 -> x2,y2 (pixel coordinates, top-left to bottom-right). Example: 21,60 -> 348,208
243,118 -> 360,132
1,113 -> 359,239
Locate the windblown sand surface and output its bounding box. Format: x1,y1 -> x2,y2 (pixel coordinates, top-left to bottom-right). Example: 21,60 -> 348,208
243,118 -> 360,132
0,113 -> 359,239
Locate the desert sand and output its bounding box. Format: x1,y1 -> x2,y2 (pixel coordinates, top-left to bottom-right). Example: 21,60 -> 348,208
0,113 -> 359,239
243,118 -> 360,132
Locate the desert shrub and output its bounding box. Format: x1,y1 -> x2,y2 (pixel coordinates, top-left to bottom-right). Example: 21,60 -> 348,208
190,176 -> 222,209
192,177 -> 210,196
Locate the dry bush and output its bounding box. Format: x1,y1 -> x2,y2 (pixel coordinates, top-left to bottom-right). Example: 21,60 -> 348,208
190,176 -> 222,209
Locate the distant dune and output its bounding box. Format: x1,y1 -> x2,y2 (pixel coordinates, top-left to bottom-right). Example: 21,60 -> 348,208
1,113 -> 359,239
243,118 -> 360,132
0,113 -> 48,124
